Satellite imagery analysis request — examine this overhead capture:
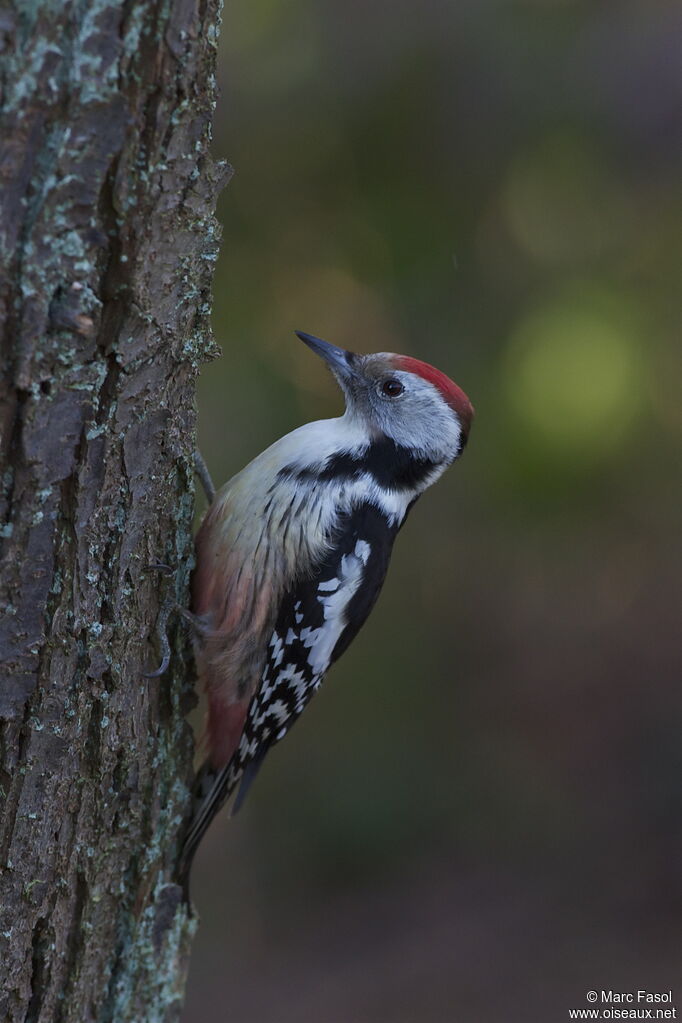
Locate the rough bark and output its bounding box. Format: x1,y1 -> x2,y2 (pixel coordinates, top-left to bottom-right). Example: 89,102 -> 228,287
0,1 -> 229,1020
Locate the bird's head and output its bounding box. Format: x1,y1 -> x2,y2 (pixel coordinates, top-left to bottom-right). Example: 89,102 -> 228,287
296,330 -> 474,463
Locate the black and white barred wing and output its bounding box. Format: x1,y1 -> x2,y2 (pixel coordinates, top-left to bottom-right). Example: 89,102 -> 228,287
180,503 -> 397,874
239,503 -> 398,773
234,516 -> 395,801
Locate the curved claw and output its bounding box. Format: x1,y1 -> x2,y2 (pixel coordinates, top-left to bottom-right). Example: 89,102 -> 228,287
143,647 -> 171,678
143,593 -> 174,678
146,562 -> 174,575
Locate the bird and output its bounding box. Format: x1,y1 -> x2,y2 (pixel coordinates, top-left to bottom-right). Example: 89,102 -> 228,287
180,331 -> 474,884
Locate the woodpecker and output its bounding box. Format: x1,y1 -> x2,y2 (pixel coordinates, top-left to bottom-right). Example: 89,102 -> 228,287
181,331 -> 473,881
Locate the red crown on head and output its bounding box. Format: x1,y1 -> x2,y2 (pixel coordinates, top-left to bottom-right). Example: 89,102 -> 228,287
393,355 -> 474,437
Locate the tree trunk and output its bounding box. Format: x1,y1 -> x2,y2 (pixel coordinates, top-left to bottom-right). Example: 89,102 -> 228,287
0,2 -> 228,1020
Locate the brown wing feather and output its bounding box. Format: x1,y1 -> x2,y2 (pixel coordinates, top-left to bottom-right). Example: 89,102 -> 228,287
190,442 -> 332,771
191,500 -> 278,769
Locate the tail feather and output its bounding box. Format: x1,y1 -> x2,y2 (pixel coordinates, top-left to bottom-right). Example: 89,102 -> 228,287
230,747 -> 268,816
178,758 -> 239,895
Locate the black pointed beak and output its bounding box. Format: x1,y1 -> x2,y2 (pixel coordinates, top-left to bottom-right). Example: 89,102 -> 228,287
295,331 -> 358,382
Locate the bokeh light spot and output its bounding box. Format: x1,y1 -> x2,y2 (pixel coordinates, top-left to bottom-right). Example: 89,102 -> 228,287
505,290 -> 644,460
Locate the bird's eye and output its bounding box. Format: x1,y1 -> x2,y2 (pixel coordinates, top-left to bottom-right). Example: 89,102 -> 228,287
381,378 -> 404,398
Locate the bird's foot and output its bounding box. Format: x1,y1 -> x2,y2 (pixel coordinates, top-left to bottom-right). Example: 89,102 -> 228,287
144,564 -> 209,677
144,587 -> 176,678
195,450 -> 216,504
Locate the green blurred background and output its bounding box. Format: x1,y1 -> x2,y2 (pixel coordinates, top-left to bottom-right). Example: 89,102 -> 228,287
184,1 -> 682,1020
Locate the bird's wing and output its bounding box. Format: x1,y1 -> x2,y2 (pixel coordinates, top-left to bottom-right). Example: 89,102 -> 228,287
191,490 -> 279,768
231,499 -> 400,806
180,500 -> 399,882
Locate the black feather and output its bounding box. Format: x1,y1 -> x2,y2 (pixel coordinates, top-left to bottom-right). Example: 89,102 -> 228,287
179,501 -> 403,896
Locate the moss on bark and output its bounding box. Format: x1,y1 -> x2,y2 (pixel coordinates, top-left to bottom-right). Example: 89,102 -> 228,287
0,1 -> 229,1019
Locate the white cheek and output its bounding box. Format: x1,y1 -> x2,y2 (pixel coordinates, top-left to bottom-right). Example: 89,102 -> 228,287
376,391 -> 461,462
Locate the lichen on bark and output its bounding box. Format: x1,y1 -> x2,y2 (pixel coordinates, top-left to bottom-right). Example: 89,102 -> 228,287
0,1 -> 229,1020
